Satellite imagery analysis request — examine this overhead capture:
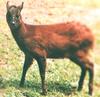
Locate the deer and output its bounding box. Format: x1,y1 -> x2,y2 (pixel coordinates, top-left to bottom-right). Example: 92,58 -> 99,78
6,2 -> 95,95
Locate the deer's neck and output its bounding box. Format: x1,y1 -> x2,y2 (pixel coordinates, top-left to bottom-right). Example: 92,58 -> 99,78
12,19 -> 27,38
19,19 -> 28,37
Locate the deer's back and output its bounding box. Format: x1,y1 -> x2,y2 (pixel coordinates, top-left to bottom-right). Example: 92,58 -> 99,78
22,21 -> 94,58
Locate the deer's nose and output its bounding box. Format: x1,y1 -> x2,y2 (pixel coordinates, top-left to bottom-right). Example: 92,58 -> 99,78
11,16 -> 17,25
12,21 -> 16,25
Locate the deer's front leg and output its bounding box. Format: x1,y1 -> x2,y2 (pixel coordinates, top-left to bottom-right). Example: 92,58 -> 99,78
20,55 -> 33,87
37,57 -> 47,95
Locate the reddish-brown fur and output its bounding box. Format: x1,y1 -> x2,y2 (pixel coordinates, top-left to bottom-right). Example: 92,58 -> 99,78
6,2 -> 94,95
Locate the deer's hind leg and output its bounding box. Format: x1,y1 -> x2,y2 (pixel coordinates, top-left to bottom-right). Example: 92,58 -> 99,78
85,59 -> 94,95
69,51 -> 94,95
69,55 -> 87,92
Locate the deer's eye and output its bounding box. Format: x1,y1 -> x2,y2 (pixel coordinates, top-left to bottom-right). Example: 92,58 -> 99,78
7,12 -> 12,20
16,15 -> 19,19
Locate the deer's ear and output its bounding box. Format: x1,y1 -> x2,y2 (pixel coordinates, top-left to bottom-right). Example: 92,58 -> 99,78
6,1 -> 10,11
18,2 -> 24,11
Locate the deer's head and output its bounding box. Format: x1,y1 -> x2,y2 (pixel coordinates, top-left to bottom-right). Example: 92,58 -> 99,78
6,1 -> 24,29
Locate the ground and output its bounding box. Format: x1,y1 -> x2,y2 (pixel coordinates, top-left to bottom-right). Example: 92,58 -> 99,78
0,0 -> 100,97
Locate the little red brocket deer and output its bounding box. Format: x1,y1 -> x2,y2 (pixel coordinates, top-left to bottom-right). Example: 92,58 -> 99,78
6,2 -> 95,95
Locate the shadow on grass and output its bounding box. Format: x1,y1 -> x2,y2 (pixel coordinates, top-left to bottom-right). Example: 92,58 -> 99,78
0,78 -> 40,91
47,81 -> 77,95
0,76 -> 77,96
0,77 -> 20,89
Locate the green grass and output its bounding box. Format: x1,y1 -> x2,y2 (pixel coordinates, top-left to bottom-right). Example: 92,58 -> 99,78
0,59 -> 92,97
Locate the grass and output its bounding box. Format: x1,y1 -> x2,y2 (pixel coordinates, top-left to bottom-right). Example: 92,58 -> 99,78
0,59 -> 92,97
0,0 -> 100,97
